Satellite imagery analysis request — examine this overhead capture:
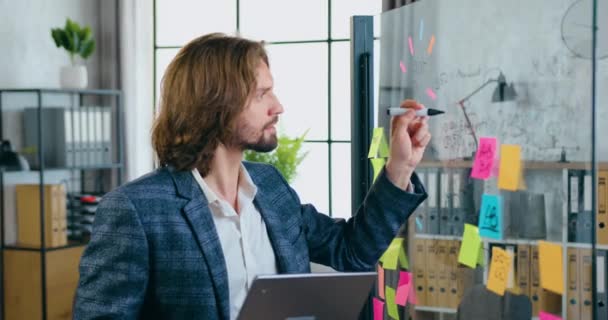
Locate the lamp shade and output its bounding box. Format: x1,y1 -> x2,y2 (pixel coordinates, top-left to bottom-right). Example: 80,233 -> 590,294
491,73 -> 517,102
0,140 -> 29,171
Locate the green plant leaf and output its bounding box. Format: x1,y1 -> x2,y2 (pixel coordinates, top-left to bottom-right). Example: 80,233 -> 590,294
79,39 -> 95,59
51,29 -> 64,47
79,26 -> 92,42
243,130 -> 309,183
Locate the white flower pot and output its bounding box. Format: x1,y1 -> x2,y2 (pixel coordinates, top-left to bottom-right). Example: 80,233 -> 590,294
60,65 -> 88,89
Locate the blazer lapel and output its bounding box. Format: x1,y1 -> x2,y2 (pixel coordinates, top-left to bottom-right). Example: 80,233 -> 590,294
169,169 -> 230,320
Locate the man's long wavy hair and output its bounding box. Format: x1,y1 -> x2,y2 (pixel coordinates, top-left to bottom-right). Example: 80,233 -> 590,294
152,33 -> 269,176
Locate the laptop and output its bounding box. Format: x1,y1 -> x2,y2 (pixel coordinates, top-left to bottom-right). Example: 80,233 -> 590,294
237,272 -> 376,320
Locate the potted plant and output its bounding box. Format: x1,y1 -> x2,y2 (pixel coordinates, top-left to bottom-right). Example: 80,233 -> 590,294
51,18 -> 96,89
244,131 -> 308,184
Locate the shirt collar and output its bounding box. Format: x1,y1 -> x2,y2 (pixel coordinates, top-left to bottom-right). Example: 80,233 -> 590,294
191,163 -> 258,205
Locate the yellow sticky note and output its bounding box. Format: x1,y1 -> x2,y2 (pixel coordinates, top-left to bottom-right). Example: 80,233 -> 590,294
380,238 -> 404,270
458,224 -> 482,268
498,144 -> 522,191
399,246 -> 410,269
538,240 -> 564,294
368,128 -> 390,158
371,158 -> 386,182
477,245 -> 485,267
486,246 -> 512,296
385,286 -> 400,320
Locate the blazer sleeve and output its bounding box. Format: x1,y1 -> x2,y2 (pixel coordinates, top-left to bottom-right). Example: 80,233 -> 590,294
73,190 -> 149,319
293,166 -> 427,271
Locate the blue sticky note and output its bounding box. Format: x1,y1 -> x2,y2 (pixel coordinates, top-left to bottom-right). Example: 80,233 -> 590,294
478,194 -> 503,240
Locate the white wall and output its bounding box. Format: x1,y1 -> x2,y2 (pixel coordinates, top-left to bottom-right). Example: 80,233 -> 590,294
0,0 -> 102,88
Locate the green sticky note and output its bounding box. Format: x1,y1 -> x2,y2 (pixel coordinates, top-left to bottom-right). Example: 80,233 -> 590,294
477,245 -> 485,267
368,128 -> 390,158
385,286 -> 400,320
380,238 -> 404,270
378,131 -> 390,158
458,224 -> 482,268
399,246 -> 410,269
371,158 -> 386,182
368,128 -> 383,158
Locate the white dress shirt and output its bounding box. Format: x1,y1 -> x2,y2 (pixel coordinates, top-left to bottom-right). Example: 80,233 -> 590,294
191,165 -> 278,319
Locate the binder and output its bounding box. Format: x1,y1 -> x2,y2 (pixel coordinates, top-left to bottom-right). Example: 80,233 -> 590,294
598,170 -> 608,245
530,245 -> 541,316
439,172 -> 451,235
424,239 -> 438,306
436,240 -> 450,306
580,248 -> 592,319
102,107 -> 113,164
567,247 -> 580,320
412,238 -> 427,306
516,245 -> 531,297
576,172 -> 593,243
427,172 -> 440,234
16,184 -> 67,248
451,172 -> 465,236
596,250 -> 608,320
505,245 -> 515,291
447,240 -> 460,308
568,170 -> 583,242
415,170 -> 428,233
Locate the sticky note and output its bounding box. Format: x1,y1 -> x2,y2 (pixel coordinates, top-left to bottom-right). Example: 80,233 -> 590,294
379,238 -> 404,270
486,246 -> 512,296
427,35 -> 435,55
477,245 -> 485,267
395,271 -> 412,306
373,297 -> 384,320
399,61 -> 407,73
408,279 -> 418,304
539,311 -> 562,320
471,137 -> 498,180
538,241 -> 564,294
498,144 -> 522,190
426,88 -> 436,100
399,246 -> 409,269
371,158 -> 386,182
408,36 -> 414,56
415,217 -> 423,231
368,127 -> 389,158
478,194 -> 503,240
458,223 -> 482,268
385,286 -> 400,320
377,264 -> 385,299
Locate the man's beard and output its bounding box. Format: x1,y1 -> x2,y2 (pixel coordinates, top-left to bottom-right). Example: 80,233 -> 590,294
234,117 -> 278,153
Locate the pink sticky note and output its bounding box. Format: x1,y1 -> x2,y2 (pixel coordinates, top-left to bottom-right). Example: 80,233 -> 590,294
378,264 -> 385,299
408,36 -> 414,56
471,137 -> 498,180
373,297 -> 384,320
395,271 -> 411,306
539,311 -> 562,320
399,61 -> 407,73
408,279 -> 418,305
426,88 -> 437,100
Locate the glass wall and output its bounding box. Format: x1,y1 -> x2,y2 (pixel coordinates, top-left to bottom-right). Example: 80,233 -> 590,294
373,0 -> 606,319
154,0 -> 381,218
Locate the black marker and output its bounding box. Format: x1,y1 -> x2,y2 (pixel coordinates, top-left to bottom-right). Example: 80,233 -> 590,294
386,107 -> 445,117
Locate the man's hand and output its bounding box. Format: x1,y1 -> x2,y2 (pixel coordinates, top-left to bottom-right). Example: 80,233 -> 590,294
385,99 -> 432,190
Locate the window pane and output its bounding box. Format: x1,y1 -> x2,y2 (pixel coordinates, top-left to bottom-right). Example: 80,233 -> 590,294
290,143 -> 329,214
331,143 -> 351,219
155,48 -> 180,104
266,43 -> 328,140
240,0 -> 327,42
330,42 -> 350,141
331,0 -> 382,39
156,0 -> 236,46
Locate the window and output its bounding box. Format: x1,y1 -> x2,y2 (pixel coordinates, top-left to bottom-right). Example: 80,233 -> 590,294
154,0 -> 381,217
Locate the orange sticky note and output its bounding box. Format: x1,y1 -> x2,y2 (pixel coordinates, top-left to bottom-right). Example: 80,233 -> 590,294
498,144 -> 522,191
538,241 -> 564,294
486,246 -> 512,296
378,264 -> 385,299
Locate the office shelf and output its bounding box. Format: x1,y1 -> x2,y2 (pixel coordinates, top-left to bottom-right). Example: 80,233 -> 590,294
414,306 -> 457,314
